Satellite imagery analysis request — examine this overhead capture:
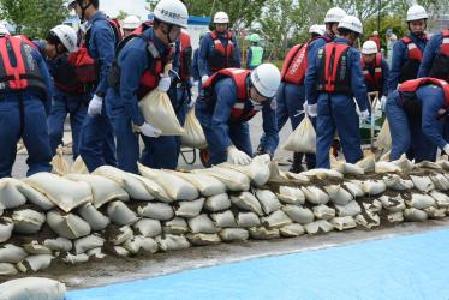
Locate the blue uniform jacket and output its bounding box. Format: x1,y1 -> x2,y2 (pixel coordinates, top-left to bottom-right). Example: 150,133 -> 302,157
364,59 -> 389,97
418,33 -> 443,78
191,48 -> 200,81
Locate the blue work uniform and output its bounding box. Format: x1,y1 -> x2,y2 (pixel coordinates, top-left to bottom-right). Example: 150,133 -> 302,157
363,58 -> 389,97
418,32 -> 448,79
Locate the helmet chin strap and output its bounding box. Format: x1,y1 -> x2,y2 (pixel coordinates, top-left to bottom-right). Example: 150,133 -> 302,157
79,1 -> 92,23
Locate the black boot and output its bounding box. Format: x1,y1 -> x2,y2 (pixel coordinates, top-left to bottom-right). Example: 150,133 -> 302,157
289,152 -> 304,173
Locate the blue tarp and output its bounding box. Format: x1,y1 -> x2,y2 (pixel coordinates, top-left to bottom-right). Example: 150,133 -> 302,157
67,228 -> 449,300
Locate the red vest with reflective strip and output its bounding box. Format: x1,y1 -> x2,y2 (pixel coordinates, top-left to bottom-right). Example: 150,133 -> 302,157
360,53 -> 383,91
281,43 -> 309,85
208,31 -> 237,72
203,68 -> 259,122
317,42 -> 350,93
428,30 -> 449,81
179,30 -> 192,82
399,77 -> 449,107
439,30 -> 449,56
401,36 -> 423,61
0,35 -> 46,95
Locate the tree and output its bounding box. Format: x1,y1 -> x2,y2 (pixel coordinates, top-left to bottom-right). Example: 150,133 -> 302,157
0,0 -> 68,38
116,10 -> 129,20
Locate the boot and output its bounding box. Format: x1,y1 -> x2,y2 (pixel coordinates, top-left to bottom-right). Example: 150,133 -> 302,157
289,152 -> 304,173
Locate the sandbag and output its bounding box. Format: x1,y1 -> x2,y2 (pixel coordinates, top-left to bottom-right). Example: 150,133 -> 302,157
164,217 -> 188,235
220,155 -> 271,187
181,109 -> 207,149
410,176 -> 435,193
331,157 -> 364,175
111,226 -> 133,246
0,178 -> 26,209
231,192 -> 264,216
23,242 -> 52,255
71,155 -> 89,174
382,174 -> 413,191
175,198 -> 204,218
282,206 -> 314,224
404,208 -> 428,222
107,202 -> 138,225
277,186 -> 305,205
436,158 -> 449,170
63,253 -> 89,264
261,210 -> 292,229
0,245 -> 27,264
78,203 -> 110,231
356,212 -> 380,229
343,181 -> 364,198
426,207 -> 447,219
356,154 -> 376,173
133,219 -> 162,238
175,172 -> 226,197
430,191 -> 449,208
140,89 -> 185,136
0,277 -> 65,300
362,180 -> 386,195
87,247 -> 107,259
392,154 -> 413,173
204,193 -> 231,212
249,227 -> 280,240
302,168 -> 343,180
387,211 -> 404,223
283,115 -> 316,153
65,174 -> 129,208
124,235 -> 158,254
113,246 -> 129,257
131,174 -> 171,203
43,238 -> 72,253
138,203 -> 174,221
47,211 -> 91,240
414,161 -> 442,170
430,174 -> 449,191
219,228 -> 249,242
324,185 -> 353,206
280,223 -> 305,237
0,218 -> 13,242
375,161 -> 401,174
406,194 -> 435,210
192,167 -> 250,192
25,173 -> 92,212
12,209 -> 45,234
301,186 -> 329,205
211,210 -> 237,228
380,196 -> 406,212
304,220 -> 333,234
74,234 -> 104,254
188,215 -> 217,234
256,190 -> 281,215
186,233 -> 221,246
157,234 -> 190,251
375,118 -> 391,150
332,216 -> 357,231
0,263 -> 18,275
51,151 -> 70,176
362,199 -> 382,213
16,182 -> 54,210
22,255 -> 53,272
313,205 -> 336,220
335,201 -> 361,217
236,212 -> 261,228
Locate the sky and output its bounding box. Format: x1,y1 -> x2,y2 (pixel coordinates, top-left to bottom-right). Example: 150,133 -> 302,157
101,0 -> 149,19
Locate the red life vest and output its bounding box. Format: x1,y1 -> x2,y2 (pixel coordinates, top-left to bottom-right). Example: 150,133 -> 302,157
429,30 -> 449,81
0,35 -> 47,96
360,53 -> 383,92
317,42 -> 351,93
398,77 -> 449,107
399,36 -> 425,83
281,43 -> 309,85
131,21 -> 153,36
203,68 -> 259,122
208,31 -> 238,72
179,30 -> 192,82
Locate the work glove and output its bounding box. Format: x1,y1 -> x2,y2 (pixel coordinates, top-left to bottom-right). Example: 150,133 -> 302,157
359,109 -> 370,123
140,122 -> 162,138
305,101 -> 317,117
187,97 -> 197,109
157,76 -> 172,92
227,146 -> 252,166
201,75 -> 209,85
381,96 -> 388,112
88,95 -> 103,116
443,144 -> 449,154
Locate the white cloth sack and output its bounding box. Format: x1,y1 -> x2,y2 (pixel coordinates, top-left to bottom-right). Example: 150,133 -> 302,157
0,277 -> 65,300
283,115 -> 316,153
181,109 -> 207,149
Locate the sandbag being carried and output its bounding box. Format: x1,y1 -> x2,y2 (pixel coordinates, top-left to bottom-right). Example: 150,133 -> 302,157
283,115 -> 316,153
375,119 -> 391,150
0,277 -> 65,300
181,109 -> 207,149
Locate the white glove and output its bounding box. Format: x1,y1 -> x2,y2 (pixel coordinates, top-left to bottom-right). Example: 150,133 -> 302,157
157,76 -> 172,92
227,146 -> 252,166
307,103 -> 317,117
88,95 -> 103,116
381,96 -> 387,112
188,97 -> 197,109
443,144 -> 449,154
140,122 -> 162,138
201,75 -> 209,85
359,109 -> 370,122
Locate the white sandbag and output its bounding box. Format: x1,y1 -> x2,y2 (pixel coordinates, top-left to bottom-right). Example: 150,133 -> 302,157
375,119 -> 391,150
392,154 -> 413,173
249,227 -> 280,240
164,217 -> 188,235
52,151 -> 70,176
256,190 -> 281,215
113,246 -> 129,257
140,88 -> 185,136
0,218 -> 13,243
78,203 -> 110,231
426,207 -> 446,219
284,172 -> 311,183
175,172 -> 226,197
175,198 -> 204,218
71,155 -> 89,174
138,203 -> 174,221
65,174 -> 129,208
93,166 -> 153,201
335,201 -> 361,217
12,209 -> 45,234
87,247 -> 107,259
23,241 -> 52,255
332,216 -> 357,231
231,192 -> 264,216
375,161 -> 401,174
362,180 -> 386,195
343,181 -> 364,198
211,210 -> 237,228
204,193 -> 231,212
25,173 -> 92,212
283,115 -> 316,153
192,167 -> 250,192
277,186 -> 305,205
0,245 -> 27,264
0,263 -> 18,275
362,198 -> 383,213
139,165 -> 198,201
188,215 -> 217,234
43,238 -> 72,253
157,234 -> 190,251
301,186 -> 329,205
410,176 -> 435,193
16,182 -> 54,210
124,235 -> 158,254
131,174 -> 171,203
414,161 -> 442,170
181,108 -> 207,149
382,174 -> 413,191
430,174 -> 449,191
430,191 -> 449,208
261,210 -> 292,229
219,228 -> 249,242
107,201 -> 138,225
282,206 -> 314,224
302,168 -> 343,180
404,208 -> 428,222
406,193 -> 435,210
380,151 -> 391,161
47,211 -> 91,240
186,233 -> 221,246
356,212 -> 380,229
22,255 -> 53,272
248,155 -> 271,186
436,158 -> 449,170
343,162 -> 365,175
111,226 -> 133,246
74,234 -> 104,254
280,223 -> 305,237
0,277 -> 65,299
133,219 -> 162,238
0,178 -> 26,209
304,220 -> 333,234
313,205 -> 336,220
63,253 -> 89,264
236,212 -> 261,228
387,211 -> 404,223
356,154 -> 376,173
380,196 -> 406,212
324,185 -> 353,206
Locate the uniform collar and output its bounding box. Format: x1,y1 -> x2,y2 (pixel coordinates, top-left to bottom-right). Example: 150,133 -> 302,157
143,27 -> 169,56
88,11 -> 107,25
334,36 -> 351,45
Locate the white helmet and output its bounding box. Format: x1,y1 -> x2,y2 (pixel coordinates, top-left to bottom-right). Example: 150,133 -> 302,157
50,24 -> 78,53
362,41 -> 378,54
251,64 -> 281,98
0,23 -> 9,35
123,15 -> 141,30
324,7 -> 347,24
214,12 -> 229,24
309,24 -> 324,35
406,5 -> 428,21
154,0 -> 188,28
338,16 -> 363,34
